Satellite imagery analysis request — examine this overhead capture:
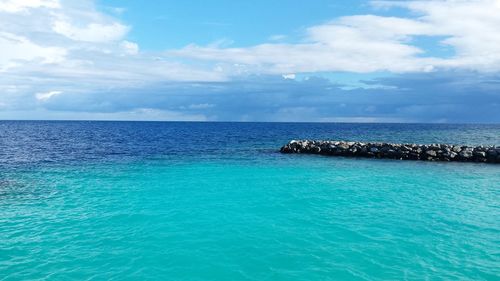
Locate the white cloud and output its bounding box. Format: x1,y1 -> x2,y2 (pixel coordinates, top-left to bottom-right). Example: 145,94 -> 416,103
2,0 -> 499,89
120,40 -> 139,55
35,90 -> 62,101
0,108 -> 208,121
170,17 -> 436,73
0,0 -> 60,13
187,103 -> 215,109
1,0 -> 500,122
172,34 -> 435,74
0,0 -> 225,92
172,0 -> 500,74
52,20 -> 129,43
372,0 -> 500,71
0,32 -> 67,69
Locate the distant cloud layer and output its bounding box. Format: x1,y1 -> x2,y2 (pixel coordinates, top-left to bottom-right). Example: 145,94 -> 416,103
0,0 -> 499,122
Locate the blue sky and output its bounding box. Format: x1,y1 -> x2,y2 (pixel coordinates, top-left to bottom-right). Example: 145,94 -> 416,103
0,0 -> 499,122
97,0 -> 369,49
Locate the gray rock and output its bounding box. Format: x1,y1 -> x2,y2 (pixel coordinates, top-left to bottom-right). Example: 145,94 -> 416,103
425,150 -> 437,157
444,151 -> 458,159
473,151 -> 486,158
337,143 -> 350,150
487,149 -> 498,157
459,150 -> 473,158
280,140 -> 498,164
380,146 -> 390,153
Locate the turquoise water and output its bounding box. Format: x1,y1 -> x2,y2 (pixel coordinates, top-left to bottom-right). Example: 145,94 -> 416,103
1,122 -> 499,280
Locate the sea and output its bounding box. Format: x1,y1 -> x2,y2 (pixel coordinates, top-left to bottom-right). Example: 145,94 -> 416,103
1,121 -> 499,280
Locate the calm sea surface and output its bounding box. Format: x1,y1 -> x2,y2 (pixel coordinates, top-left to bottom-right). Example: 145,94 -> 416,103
1,121 -> 499,280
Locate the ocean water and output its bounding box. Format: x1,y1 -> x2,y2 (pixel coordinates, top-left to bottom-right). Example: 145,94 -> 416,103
0,121 -> 499,280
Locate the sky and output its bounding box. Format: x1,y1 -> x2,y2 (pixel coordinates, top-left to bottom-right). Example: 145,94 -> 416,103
0,0 -> 499,123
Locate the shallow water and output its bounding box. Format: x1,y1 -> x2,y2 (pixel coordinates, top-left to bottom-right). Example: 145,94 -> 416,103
1,121 -> 499,280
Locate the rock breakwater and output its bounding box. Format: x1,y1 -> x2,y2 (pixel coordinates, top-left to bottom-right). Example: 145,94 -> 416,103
280,140 -> 500,163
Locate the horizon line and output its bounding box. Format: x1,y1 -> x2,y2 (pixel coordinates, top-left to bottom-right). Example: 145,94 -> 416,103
1,119 -> 499,125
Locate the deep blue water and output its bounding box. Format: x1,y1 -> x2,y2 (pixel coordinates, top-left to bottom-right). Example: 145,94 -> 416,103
1,121 -> 500,168
1,121 -> 499,280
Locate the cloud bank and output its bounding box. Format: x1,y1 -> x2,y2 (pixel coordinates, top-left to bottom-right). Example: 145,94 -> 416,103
173,0 -> 500,74
0,0 -> 499,122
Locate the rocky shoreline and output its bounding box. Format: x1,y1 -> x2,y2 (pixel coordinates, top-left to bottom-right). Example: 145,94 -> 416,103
280,140 -> 500,164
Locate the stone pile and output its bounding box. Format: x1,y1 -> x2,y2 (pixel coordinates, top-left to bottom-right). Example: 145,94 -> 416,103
280,140 -> 500,163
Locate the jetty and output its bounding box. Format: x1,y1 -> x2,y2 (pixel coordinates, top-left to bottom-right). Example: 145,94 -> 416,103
280,140 -> 500,163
